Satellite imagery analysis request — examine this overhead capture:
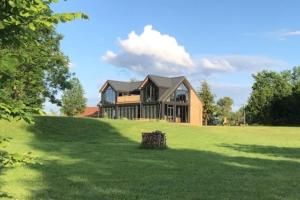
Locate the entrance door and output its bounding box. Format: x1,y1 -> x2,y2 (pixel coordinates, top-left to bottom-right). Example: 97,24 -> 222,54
176,105 -> 188,123
166,105 -> 174,122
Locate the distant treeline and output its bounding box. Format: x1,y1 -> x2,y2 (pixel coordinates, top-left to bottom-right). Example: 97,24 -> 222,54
246,66 -> 300,125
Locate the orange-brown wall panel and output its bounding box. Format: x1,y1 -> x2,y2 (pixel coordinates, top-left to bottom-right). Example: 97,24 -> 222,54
117,95 -> 141,104
189,89 -> 203,125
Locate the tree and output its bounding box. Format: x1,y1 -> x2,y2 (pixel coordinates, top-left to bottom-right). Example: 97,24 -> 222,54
198,81 -> 216,125
246,67 -> 300,125
0,0 -> 88,173
0,0 -> 88,121
229,106 -> 246,126
269,66 -> 300,125
291,66 -> 300,92
217,97 -> 233,124
61,78 -> 86,116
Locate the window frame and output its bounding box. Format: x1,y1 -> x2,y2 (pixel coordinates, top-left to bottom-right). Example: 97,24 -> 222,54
102,86 -> 116,105
168,83 -> 189,103
142,81 -> 159,103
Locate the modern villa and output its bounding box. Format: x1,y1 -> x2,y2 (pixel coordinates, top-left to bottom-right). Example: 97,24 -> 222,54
99,75 -> 203,125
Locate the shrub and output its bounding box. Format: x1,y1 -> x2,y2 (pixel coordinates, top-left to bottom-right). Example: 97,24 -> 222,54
141,130 -> 167,149
0,137 -> 35,168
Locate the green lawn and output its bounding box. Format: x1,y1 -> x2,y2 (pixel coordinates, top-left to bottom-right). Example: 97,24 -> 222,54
0,117 -> 300,200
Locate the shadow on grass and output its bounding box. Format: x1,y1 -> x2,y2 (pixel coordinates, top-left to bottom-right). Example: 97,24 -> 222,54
13,117 -> 300,199
220,143 -> 300,159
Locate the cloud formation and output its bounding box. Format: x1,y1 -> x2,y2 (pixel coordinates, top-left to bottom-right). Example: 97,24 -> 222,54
200,57 -> 234,73
103,25 -> 195,76
261,29 -> 300,40
281,30 -> 300,37
103,25 -> 287,76
199,55 -> 287,74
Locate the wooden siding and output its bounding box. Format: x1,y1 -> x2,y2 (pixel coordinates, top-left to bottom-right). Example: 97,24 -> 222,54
189,89 -> 203,125
117,95 -> 140,104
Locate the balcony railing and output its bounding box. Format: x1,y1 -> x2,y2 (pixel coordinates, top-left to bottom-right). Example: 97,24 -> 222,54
117,95 -> 140,104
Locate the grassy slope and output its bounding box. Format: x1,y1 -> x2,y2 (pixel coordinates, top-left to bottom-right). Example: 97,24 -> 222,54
0,117 -> 300,200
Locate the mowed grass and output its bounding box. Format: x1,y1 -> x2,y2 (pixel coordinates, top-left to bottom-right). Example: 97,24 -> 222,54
0,117 -> 300,200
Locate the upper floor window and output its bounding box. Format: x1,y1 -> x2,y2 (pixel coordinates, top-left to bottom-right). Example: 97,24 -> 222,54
168,83 -> 189,103
143,81 -> 158,102
102,86 -> 116,105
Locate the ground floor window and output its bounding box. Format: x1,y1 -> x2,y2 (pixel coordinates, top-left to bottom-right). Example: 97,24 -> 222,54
103,104 -> 188,122
117,105 -> 140,119
165,105 -> 174,122
102,107 -> 115,118
164,104 -> 189,123
176,105 -> 189,123
142,104 -> 159,119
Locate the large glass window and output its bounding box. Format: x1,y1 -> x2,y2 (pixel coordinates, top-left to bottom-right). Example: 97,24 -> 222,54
168,83 -> 189,103
164,105 -> 174,122
117,106 -> 139,119
103,107 -> 115,118
142,105 -> 158,119
102,86 -> 116,105
143,81 -> 158,102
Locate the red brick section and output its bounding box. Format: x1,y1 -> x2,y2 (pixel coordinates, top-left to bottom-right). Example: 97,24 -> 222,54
80,107 -> 100,117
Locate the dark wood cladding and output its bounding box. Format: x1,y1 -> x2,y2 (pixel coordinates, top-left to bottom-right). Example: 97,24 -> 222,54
99,75 -> 203,125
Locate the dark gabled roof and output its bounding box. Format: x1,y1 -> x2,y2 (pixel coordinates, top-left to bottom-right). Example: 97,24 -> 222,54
147,75 -> 185,88
101,74 -> 202,104
107,80 -> 142,92
142,75 -> 186,101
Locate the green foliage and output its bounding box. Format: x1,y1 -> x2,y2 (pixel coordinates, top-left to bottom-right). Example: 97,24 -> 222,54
61,78 -> 86,116
246,66 -> 300,125
0,3 -> 86,194
198,81 -> 216,125
228,106 -> 246,126
0,0 -> 88,46
0,150 -> 34,167
0,0 -> 88,121
217,96 -> 233,124
0,103 -> 43,123
0,137 -> 35,168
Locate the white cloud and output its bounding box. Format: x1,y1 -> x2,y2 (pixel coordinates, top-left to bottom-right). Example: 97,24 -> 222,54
198,55 -> 287,74
102,25 -> 195,76
200,58 -> 234,72
244,29 -> 300,40
103,25 -> 288,76
281,30 -> 300,36
263,29 -> 300,40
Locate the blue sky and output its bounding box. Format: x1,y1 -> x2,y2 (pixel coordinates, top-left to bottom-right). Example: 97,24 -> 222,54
46,0 -> 300,112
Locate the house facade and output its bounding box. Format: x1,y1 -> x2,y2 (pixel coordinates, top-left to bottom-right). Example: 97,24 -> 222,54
99,75 -> 203,125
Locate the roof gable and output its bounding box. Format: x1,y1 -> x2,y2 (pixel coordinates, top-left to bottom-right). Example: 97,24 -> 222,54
158,78 -> 186,101
99,75 -> 203,104
139,75 -> 185,88
101,80 -> 142,92
159,78 -> 203,104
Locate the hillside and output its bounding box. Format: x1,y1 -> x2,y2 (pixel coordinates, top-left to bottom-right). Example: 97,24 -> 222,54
0,117 -> 300,200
